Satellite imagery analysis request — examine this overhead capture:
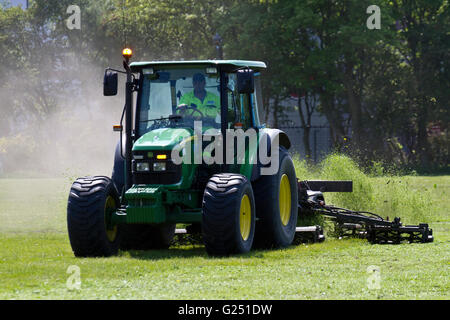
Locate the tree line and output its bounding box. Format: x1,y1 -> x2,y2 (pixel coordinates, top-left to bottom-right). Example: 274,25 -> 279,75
0,0 -> 448,173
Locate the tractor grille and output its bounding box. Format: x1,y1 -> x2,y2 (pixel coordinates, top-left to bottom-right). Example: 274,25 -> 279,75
132,150 -> 182,185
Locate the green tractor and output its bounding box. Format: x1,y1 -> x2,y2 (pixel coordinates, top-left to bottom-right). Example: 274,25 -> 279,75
67,49 -> 298,257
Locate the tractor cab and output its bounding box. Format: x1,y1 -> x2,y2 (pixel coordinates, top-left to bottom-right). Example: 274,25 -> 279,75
130,60 -> 267,136
105,60 -> 267,137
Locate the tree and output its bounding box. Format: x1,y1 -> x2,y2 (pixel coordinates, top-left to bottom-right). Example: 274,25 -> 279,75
390,0 -> 449,167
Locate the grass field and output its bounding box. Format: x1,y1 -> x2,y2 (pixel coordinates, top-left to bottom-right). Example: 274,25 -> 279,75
0,157 -> 449,299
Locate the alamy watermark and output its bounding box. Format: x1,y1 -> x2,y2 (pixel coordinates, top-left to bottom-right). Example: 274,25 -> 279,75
66,265 -> 81,290
66,5 -> 81,30
170,121 -> 279,175
366,5 -> 381,30
366,265 -> 381,290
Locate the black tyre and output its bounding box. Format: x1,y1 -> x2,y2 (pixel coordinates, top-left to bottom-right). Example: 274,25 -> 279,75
252,147 -> 298,248
67,176 -> 121,257
202,173 -> 256,256
119,223 -> 176,250
111,141 -> 125,196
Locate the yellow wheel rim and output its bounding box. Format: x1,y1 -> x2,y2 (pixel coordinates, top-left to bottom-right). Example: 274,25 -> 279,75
104,195 -> 118,242
279,174 -> 292,226
239,194 -> 252,241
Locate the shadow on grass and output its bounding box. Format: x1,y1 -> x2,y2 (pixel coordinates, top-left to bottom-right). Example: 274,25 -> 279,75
123,246 -> 207,260
122,244 -> 288,261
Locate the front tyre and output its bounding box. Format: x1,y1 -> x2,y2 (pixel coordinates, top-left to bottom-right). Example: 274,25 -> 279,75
67,176 -> 121,257
202,174 -> 256,256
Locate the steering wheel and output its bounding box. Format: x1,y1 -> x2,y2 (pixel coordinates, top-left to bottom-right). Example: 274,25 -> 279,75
187,106 -> 204,118
177,103 -> 204,118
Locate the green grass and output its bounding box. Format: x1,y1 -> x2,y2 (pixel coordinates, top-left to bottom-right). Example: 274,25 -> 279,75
0,156 -> 449,299
0,178 -> 68,234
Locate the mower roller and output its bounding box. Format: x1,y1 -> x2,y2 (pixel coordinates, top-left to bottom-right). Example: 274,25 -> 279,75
66,49 -> 432,258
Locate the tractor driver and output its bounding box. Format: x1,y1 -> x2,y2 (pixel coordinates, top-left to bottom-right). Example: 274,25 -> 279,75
177,73 -> 220,119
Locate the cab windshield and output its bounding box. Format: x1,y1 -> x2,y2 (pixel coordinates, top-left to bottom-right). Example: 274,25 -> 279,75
138,68 -> 221,135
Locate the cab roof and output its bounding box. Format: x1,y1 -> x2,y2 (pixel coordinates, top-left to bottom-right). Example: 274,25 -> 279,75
130,60 -> 267,72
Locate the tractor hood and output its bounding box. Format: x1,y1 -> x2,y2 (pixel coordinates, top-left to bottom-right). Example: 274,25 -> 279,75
132,128 -> 192,151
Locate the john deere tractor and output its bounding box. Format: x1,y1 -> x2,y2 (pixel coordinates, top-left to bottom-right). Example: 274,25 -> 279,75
67,49 -> 298,257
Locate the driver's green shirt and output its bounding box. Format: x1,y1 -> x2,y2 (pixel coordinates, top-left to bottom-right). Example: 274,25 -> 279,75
179,90 -> 220,118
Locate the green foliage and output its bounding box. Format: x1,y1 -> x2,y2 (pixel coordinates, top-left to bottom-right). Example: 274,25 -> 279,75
291,153 -> 314,180
221,0 -> 448,169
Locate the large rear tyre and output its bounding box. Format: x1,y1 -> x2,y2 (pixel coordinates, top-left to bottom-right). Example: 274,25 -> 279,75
67,176 -> 121,257
111,141 -> 125,196
119,223 -> 176,250
252,148 -> 298,248
202,174 -> 256,256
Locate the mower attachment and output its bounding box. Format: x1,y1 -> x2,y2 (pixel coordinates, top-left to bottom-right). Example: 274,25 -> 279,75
297,180 -> 434,244
294,226 -> 325,244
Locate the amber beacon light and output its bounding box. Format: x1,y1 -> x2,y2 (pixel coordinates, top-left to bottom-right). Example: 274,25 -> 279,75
122,48 -> 133,60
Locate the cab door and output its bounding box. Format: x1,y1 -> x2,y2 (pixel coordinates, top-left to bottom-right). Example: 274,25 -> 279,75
224,72 -> 261,178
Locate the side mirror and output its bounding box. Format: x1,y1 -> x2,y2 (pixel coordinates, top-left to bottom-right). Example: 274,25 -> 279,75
103,70 -> 118,96
237,69 -> 254,94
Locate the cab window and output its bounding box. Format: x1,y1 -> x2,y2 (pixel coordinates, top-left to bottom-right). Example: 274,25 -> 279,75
226,73 -> 253,129
252,73 -> 263,127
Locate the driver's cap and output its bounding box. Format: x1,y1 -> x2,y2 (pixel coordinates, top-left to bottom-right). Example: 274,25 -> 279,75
193,73 -> 205,83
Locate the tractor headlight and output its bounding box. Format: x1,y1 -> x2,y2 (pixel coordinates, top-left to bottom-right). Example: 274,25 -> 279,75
153,162 -> 166,172
136,162 -> 150,172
